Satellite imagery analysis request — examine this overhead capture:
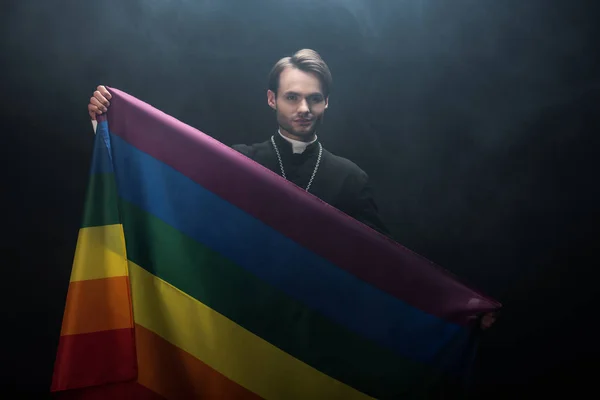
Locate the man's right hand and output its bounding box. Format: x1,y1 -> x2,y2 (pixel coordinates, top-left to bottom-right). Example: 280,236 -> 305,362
88,85 -> 112,121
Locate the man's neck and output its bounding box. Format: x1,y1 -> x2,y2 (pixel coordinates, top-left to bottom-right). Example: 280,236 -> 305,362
278,128 -> 317,154
279,127 -> 316,143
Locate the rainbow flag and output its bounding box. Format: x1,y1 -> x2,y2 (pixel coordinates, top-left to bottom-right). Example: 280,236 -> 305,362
51,88 -> 501,399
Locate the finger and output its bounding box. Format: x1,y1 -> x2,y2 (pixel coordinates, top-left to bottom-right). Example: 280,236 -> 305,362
90,97 -> 108,112
97,85 -> 112,100
88,105 -> 104,121
93,91 -> 110,107
480,315 -> 495,330
93,91 -> 109,107
88,103 -> 103,115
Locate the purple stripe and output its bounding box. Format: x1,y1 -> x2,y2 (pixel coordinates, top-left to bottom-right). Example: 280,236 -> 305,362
100,87 -> 501,325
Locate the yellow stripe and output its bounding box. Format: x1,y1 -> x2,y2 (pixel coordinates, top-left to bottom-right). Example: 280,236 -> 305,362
70,224 -> 128,282
129,262 -> 373,400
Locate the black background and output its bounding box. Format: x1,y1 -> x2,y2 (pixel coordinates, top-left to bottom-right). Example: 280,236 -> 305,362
2,0 -> 599,398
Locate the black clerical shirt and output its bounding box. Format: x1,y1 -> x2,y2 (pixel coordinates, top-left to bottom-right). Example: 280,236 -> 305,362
232,133 -> 391,237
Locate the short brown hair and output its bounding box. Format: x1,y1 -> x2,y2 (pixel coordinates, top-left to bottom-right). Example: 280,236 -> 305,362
268,49 -> 332,98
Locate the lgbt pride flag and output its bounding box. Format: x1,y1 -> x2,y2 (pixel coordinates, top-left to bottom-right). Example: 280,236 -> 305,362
51,87 -> 501,399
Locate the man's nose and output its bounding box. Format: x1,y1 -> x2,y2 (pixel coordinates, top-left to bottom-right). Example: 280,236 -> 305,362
298,99 -> 310,113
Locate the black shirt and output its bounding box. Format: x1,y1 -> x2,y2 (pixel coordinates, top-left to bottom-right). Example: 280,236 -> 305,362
232,133 -> 391,237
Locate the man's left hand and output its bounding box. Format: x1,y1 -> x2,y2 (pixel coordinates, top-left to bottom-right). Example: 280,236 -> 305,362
480,312 -> 497,330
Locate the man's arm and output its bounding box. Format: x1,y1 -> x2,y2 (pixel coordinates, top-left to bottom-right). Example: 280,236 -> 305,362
348,171 -> 393,239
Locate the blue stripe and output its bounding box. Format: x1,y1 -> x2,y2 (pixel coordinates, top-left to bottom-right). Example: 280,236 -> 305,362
90,121 -> 113,174
109,132 -> 468,366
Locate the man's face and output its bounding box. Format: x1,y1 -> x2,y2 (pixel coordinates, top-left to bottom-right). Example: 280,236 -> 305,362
267,67 -> 328,142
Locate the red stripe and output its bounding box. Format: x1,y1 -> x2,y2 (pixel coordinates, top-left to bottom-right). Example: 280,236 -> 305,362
51,328 -> 137,392
52,381 -> 164,400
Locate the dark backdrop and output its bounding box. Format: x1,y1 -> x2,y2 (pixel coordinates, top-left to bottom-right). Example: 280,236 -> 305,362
2,0 -> 599,398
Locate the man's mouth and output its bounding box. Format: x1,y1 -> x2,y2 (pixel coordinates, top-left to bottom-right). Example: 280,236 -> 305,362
295,119 -> 313,126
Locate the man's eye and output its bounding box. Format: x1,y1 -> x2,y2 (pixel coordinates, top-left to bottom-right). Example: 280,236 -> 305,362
286,95 -> 297,101
310,96 -> 323,103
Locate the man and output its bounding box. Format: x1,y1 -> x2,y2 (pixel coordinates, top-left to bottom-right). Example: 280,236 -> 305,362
89,49 -> 391,237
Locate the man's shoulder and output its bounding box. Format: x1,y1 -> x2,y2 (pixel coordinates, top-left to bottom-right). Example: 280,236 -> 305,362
231,139 -> 271,159
323,148 -> 367,179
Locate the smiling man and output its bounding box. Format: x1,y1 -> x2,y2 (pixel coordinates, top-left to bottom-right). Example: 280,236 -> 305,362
231,49 -> 391,236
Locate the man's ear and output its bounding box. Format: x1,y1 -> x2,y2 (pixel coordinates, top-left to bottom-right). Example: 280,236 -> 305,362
324,96 -> 329,109
267,90 -> 277,110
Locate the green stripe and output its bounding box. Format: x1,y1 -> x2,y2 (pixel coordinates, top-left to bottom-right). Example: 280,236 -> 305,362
81,173 -> 120,228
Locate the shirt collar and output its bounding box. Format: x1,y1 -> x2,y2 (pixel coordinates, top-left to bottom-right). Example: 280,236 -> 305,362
278,129 -> 318,154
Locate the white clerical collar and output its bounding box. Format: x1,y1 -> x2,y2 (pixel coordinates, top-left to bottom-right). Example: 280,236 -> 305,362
278,129 -> 318,154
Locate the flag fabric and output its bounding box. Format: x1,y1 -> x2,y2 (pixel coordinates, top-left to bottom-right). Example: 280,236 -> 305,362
51,87 -> 501,399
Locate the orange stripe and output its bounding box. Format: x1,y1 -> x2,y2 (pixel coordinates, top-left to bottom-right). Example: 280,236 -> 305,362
60,276 -> 133,336
135,324 -> 261,400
